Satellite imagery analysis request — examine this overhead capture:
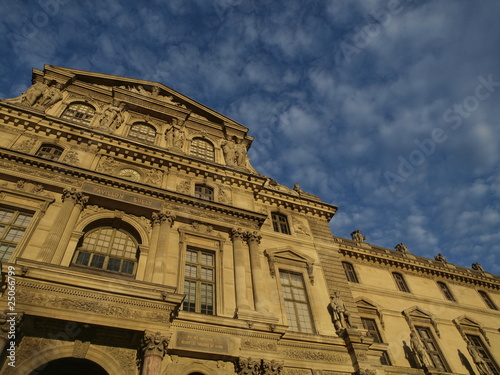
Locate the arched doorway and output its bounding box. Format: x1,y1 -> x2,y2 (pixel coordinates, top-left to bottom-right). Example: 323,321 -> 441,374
29,358 -> 108,375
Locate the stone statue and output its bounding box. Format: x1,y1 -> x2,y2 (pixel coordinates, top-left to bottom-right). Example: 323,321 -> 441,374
21,77 -> 49,106
330,291 -> 350,330
410,332 -> 430,369
467,340 -> 489,375
395,242 -> 409,254
234,137 -> 247,167
98,100 -> 125,130
237,357 -> 260,375
221,137 -> 236,166
34,82 -> 63,110
472,263 -> 485,273
434,253 -> 447,263
350,229 -> 366,243
165,119 -> 185,149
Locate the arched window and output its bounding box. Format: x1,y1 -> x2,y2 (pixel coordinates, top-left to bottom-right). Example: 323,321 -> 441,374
128,123 -> 156,144
72,222 -> 139,275
342,262 -> 359,283
194,184 -> 214,201
36,144 -> 64,161
190,138 -> 215,162
61,102 -> 96,125
271,212 -> 290,235
437,281 -> 456,302
392,272 -> 410,293
478,290 -> 498,310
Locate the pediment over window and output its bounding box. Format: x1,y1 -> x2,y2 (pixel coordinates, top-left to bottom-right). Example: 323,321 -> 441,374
403,306 -> 440,337
355,297 -> 385,329
264,247 -> 315,284
453,315 -> 490,345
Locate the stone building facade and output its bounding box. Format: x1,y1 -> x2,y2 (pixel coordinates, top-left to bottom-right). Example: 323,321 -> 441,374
0,65 -> 498,375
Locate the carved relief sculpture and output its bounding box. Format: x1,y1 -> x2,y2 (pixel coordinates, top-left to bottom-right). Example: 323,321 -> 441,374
165,119 -> 186,149
263,359 -> 284,375
145,169 -> 163,186
61,150 -> 80,166
97,156 -> 119,174
34,82 -> 63,110
98,100 -> 125,130
237,357 -> 260,375
330,291 -> 350,330
221,137 -> 237,166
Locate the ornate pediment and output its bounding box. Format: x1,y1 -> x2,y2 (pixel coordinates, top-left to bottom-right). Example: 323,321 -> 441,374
264,247 -> 315,284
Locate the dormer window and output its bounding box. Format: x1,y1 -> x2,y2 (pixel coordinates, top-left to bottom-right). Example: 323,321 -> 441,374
271,212 -> 290,235
61,102 -> 96,126
36,144 -> 64,161
190,138 -> 215,162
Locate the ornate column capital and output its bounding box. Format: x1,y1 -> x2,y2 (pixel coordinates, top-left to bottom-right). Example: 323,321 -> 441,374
262,359 -> 283,375
230,227 -> 245,241
236,357 -> 260,375
151,210 -> 176,227
62,187 -> 89,208
141,331 -> 170,358
245,231 -> 262,245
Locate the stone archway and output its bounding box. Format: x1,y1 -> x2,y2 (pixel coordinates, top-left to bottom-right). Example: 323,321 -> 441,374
29,357 -> 108,375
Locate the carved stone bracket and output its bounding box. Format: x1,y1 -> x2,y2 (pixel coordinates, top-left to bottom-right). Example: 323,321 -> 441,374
141,331 -> 171,358
262,359 -> 284,375
236,357 -> 261,375
151,210 -> 176,227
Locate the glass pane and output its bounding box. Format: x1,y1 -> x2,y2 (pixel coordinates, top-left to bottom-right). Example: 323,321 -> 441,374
5,228 -> 25,242
14,213 -> 33,226
0,210 -> 13,223
121,260 -> 135,274
90,254 -> 105,268
0,243 -> 16,262
75,251 -> 90,266
107,257 -> 121,272
185,264 -> 197,278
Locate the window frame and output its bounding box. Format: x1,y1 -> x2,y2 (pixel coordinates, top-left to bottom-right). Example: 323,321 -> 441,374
342,261 -> 359,283
278,269 -> 315,334
72,225 -> 140,276
128,123 -> 157,144
60,102 -> 96,126
415,325 -> 450,372
0,206 -> 35,262
437,281 -> 456,302
271,212 -> 291,235
478,290 -> 498,310
392,272 -> 411,293
465,334 -> 500,375
194,184 -> 214,201
182,246 -> 216,315
35,144 -> 64,161
190,137 -> 215,162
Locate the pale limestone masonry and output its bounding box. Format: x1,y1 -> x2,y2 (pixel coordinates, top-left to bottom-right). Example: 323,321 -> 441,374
0,65 -> 498,375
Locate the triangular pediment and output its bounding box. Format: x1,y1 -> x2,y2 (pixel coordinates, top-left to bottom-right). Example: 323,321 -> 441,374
404,306 -> 434,320
355,298 -> 378,310
455,315 -> 481,328
37,65 -> 250,134
264,247 -> 315,265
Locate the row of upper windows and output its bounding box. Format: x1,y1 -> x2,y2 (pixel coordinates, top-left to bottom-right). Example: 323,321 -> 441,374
342,261 -> 498,310
59,102 -> 217,161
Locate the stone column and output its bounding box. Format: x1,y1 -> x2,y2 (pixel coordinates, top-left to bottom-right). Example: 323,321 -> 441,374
140,331 -> 170,375
52,190 -> 88,265
38,188 -> 88,263
231,228 -> 251,312
150,211 -> 175,284
246,231 -> 270,313
0,311 -> 23,355
144,212 -> 162,283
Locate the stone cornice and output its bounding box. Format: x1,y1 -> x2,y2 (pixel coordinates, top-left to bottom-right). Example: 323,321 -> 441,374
338,241 -> 500,291
0,103 -> 336,219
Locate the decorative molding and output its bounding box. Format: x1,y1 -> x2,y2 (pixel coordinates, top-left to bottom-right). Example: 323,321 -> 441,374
279,347 -> 349,363
241,338 -> 277,352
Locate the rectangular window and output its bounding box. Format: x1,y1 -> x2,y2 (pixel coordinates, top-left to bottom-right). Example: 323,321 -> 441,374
271,213 -> 290,235
416,326 -> 449,372
0,207 -> 34,262
182,247 -> 215,315
466,335 -> 500,375
361,318 -> 391,365
279,270 -> 314,334
342,262 -> 359,283
393,272 -> 410,293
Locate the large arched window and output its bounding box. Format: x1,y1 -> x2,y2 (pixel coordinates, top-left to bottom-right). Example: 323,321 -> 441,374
128,123 -> 156,144
61,102 -> 96,126
72,222 -> 140,275
190,138 -> 215,162
36,144 -> 64,161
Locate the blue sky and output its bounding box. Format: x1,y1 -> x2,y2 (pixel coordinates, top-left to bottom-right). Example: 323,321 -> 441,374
1,0 -> 499,273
